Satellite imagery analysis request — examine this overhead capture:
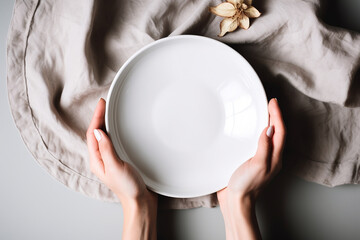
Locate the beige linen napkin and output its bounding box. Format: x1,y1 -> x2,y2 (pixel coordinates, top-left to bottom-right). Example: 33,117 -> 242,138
7,0 -> 360,209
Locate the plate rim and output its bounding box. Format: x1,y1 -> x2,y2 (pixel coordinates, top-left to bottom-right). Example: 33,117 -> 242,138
105,35 -> 268,198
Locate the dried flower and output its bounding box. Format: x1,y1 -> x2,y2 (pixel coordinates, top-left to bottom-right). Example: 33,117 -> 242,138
210,0 -> 261,37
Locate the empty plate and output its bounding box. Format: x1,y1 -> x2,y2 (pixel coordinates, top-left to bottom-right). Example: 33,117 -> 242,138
106,35 -> 268,198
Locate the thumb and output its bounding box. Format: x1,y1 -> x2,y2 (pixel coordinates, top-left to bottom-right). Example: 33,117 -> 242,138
93,129 -> 123,167
254,125 -> 274,168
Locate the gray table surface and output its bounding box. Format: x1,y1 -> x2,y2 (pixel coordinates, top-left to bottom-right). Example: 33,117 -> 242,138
1,0 -> 360,239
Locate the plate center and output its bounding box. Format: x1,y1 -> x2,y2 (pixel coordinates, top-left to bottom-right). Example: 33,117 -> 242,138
152,81 -> 224,153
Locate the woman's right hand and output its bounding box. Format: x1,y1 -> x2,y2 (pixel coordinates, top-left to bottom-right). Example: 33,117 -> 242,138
217,98 -> 286,240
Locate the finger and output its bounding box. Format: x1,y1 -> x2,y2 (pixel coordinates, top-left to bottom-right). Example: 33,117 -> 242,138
94,129 -> 124,169
86,99 -> 106,177
89,149 -> 105,178
253,125 -> 273,172
88,98 -> 106,131
87,129 -> 105,178
86,98 -> 106,151
268,98 -> 286,171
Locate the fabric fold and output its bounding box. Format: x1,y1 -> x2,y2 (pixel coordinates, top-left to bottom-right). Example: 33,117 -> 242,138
7,0 -> 360,209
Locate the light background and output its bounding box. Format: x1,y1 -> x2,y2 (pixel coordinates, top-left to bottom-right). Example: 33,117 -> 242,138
1,0 -> 360,239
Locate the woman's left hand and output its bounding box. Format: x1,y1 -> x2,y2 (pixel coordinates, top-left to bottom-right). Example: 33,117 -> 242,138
86,98 -> 157,206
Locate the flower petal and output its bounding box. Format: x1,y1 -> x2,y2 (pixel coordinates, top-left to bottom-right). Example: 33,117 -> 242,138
238,14 -> 250,29
210,2 -> 237,17
244,0 -> 252,5
219,17 -> 239,37
227,0 -> 243,8
244,6 -> 261,18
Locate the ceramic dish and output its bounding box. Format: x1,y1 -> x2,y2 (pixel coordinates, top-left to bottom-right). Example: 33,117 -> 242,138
106,35 -> 268,198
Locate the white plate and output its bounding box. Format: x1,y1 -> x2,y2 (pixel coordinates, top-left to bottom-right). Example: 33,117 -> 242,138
106,35 -> 268,198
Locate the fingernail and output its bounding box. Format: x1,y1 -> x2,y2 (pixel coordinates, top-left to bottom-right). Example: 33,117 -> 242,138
274,98 -> 278,102
266,125 -> 274,138
94,129 -> 102,141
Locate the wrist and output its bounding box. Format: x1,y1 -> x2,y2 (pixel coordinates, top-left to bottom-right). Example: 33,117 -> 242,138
219,190 -> 255,212
219,192 -> 259,240
220,193 -> 255,219
122,191 -> 158,217
121,191 -> 158,240
118,189 -> 158,209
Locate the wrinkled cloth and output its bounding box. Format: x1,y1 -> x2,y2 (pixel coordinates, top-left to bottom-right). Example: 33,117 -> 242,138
6,0 -> 360,209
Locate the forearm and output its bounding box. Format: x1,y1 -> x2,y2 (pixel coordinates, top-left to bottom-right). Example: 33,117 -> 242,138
121,194 -> 157,240
220,195 -> 261,240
